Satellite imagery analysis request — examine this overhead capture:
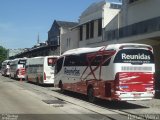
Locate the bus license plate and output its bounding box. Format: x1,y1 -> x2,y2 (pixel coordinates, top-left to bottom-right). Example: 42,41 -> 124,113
133,93 -> 141,97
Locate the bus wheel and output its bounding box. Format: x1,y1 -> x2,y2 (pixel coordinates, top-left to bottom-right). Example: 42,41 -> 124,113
9,74 -> 12,79
59,81 -> 64,93
36,78 -> 39,85
87,87 -> 95,103
26,76 -> 29,82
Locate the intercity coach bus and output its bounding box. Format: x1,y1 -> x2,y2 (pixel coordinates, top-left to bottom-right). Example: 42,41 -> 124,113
54,43 -> 155,102
1,60 -> 11,76
25,56 -> 58,85
10,58 -> 27,79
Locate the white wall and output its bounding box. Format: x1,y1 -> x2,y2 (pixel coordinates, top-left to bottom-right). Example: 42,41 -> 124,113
61,29 -> 79,54
80,10 -> 102,24
122,0 -> 160,27
103,4 -> 120,27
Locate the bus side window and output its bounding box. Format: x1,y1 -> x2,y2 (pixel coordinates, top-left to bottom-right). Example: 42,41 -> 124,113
103,55 -> 111,66
91,55 -> 111,66
55,57 -> 64,74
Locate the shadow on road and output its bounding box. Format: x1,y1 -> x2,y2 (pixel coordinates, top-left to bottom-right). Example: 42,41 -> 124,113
56,90 -> 149,110
26,81 -> 54,87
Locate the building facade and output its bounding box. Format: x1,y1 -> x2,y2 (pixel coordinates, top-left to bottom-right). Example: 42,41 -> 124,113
79,1 -> 121,47
61,1 -> 121,52
7,49 -> 26,58
48,20 -> 78,55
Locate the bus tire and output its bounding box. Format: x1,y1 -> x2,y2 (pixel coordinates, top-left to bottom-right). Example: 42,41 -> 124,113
36,77 -> 40,85
9,74 -> 11,79
59,81 -> 64,93
14,74 -> 16,79
26,76 -> 29,82
87,87 -> 95,103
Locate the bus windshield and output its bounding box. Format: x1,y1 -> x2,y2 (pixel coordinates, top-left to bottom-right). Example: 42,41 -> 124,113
18,60 -> 26,68
48,58 -> 57,66
18,60 -> 26,65
114,49 -> 154,64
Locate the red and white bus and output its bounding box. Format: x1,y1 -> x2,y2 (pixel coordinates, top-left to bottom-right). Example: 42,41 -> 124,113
1,60 -> 11,76
10,58 -> 27,79
54,43 -> 155,102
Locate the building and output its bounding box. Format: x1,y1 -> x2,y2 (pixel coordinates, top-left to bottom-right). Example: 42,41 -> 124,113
78,1 -> 121,47
9,20 -> 78,59
7,49 -> 26,58
48,20 -> 78,55
61,1 -> 121,53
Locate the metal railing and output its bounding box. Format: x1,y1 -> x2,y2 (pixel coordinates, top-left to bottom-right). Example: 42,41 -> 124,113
105,16 -> 160,41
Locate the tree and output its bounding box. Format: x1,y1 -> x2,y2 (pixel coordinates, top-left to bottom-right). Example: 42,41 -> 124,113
0,46 -> 8,68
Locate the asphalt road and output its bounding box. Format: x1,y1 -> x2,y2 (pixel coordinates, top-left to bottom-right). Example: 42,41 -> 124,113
0,75 -> 160,120
0,75 -> 119,120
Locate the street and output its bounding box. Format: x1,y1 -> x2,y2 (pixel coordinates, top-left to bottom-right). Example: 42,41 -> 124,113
0,75 -> 160,120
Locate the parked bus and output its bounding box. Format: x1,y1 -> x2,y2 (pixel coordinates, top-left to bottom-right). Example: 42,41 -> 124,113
54,43 -> 155,102
10,58 -> 27,79
26,56 -> 58,85
1,60 -> 11,76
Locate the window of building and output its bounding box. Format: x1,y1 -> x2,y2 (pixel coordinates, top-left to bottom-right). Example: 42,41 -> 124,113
79,26 -> 83,41
128,0 -> 139,4
110,4 -> 122,9
90,21 -> 94,38
98,19 -> 102,36
67,38 -> 71,48
86,23 -> 90,39
55,57 -> 64,74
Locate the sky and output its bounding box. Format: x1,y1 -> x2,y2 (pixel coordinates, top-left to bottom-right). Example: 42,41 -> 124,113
0,0 -> 121,49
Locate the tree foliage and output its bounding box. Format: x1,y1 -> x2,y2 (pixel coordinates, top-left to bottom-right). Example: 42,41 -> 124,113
0,46 -> 8,67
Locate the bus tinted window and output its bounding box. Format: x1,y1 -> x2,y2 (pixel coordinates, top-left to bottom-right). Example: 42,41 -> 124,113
91,55 -> 111,66
7,62 -> 10,65
18,60 -> 26,65
55,57 -> 64,74
64,54 -> 88,66
48,58 -> 57,66
64,54 -> 111,66
114,49 -> 154,64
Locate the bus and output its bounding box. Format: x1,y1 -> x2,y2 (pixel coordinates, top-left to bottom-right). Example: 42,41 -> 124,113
54,43 -> 155,102
25,56 -> 58,85
10,58 -> 27,79
1,60 -> 11,76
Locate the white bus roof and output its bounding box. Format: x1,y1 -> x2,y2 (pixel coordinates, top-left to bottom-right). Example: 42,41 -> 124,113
2,60 -> 10,63
11,57 -> 27,61
62,43 -> 152,56
2,60 -> 11,65
27,56 -> 59,59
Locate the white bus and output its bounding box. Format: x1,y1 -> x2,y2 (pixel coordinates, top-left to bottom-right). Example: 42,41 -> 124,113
26,56 -> 59,85
10,58 -> 27,79
54,43 -> 155,102
1,60 -> 11,76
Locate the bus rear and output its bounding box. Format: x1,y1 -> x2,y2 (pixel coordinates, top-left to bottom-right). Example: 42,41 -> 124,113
43,56 -> 58,84
113,44 -> 155,100
16,59 -> 26,79
1,60 -> 10,76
